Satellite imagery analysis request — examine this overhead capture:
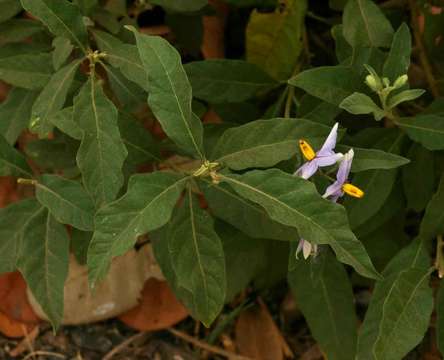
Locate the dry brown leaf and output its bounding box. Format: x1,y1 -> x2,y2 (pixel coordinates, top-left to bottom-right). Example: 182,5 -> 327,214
0,272 -> 40,324
235,299 -> 292,360
27,245 -> 164,325
0,81 -> 10,102
0,311 -> 36,339
118,278 -> 188,331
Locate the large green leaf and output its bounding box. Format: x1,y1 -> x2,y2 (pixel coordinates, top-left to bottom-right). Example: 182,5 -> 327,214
289,66 -> 360,105
201,180 -> 295,241
150,0 -> 207,11
0,134 -> 33,176
336,145 -> 410,172
49,107 -> 83,140
158,189 -> 225,326
19,208 -> 69,329
246,0 -> 306,80
342,0 -> 394,48
383,23 -> 411,82
92,30 -> 147,90
419,174 -> 444,241
0,88 -> 37,144
0,0 -> 22,23
221,169 -> 380,279
398,115 -> 444,150
30,59 -> 81,137
130,29 -> 204,159
402,143 -> 434,212
357,240 -> 433,360
118,112 -> 161,165
344,132 -> 403,229
87,172 -> 188,286
74,79 -> 127,207
20,0 -> 88,52
211,118 -> 332,170
288,250 -> 357,360
35,174 -> 95,231
52,37 -> 74,70
0,198 -> 41,274
0,19 -> 44,44
0,53 -> 53,89
184,59 -> 277,104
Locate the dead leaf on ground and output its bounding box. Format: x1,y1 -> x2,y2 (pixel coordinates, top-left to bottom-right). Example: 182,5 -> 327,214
235,299 -> 294,360
119,278 -> 188,331
27,245 -> 164,325
0,272 -> 41,324
0,311 -> 36,339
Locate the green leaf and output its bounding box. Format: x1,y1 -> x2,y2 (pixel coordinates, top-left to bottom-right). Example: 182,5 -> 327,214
288,250 -> 357,360
74,0 -> 98,15
19,208 -> 69,329
87,172 -> 188,286
437,282 -> 444,356
35,174 -> 95,231
202,180 -> 295,241
357,240 -> 433,360
184,60 -> 277,104
0,19 -> 44,44
222,169 -> 380,279
150,0 -> 207,12
339,92 -> 385,120
0,88 -> 37,144
336,145 -> 410,172
298,95 -> 342,125
343,0 -> 394,48
0,198 -> 41,274
52,37 -> 74,70
0,53 -> 53,89
92,30 -> 147,91
387,89 -> 425,109
20,0 -> 88,52
130,28 -> 204,159
419,173 -> 444,241
118,112 -> 161,165
246,0 -> 306,80
49,107 -> 83,140
0,0 -> 22,23
158,189 -> 226,326
0,134 -> 33,176
74,78 -> 128,207
103,64 -> 145,108
344,132 -> 404,229
289,66 -> 360,105
211,118 -> 333,170
383,23 -> 411,82
402,143 -> 434,212
30,59 -> 81,137
398,115 -> 444,150
71,229 -> 91,265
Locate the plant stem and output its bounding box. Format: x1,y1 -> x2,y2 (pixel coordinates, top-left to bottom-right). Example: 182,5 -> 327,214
435,235 -> 444,278
284,86 -> 295,118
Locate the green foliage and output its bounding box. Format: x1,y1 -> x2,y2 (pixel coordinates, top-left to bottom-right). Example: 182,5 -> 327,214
0,1 -> 442,353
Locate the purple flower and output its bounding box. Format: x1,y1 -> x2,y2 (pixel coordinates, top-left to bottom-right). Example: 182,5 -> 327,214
295,239 -> 318,260
323,149 -> 364,202
294,123 -> 343,179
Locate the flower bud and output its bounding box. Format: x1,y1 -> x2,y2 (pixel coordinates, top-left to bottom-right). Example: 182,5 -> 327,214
393,74 -> 408,89
365,74 -> 379,92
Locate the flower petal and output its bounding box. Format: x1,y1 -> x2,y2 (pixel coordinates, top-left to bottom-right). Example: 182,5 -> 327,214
337,149 -> 354,183
295,239 -> 304,259
294,160 -> 318,179
318,122 -> 339,155
303,240 -> 312,259
323,181 -> 343,199
316,152 -> 343,167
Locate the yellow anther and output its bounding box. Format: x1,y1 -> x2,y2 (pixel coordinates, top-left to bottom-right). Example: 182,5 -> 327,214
299,140 -> 316,161
342,183 -> 364,198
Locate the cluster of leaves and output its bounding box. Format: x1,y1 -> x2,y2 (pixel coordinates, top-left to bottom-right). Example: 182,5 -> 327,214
1,0 -> 444,358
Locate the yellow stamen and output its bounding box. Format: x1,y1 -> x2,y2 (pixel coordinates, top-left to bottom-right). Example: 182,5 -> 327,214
342,183 -> 364,198
299,140 -> 316,161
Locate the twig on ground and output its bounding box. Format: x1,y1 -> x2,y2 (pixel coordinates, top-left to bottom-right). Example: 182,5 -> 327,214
22,351 -> 66,360
168,327 -> 253,360
9,325 -> 40,357
102,331 -> 150,360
